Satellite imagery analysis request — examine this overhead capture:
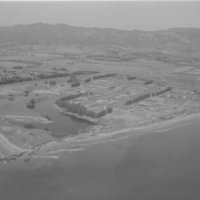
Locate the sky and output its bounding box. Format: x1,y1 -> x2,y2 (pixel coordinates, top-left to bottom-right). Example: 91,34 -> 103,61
0,1 -> 200,31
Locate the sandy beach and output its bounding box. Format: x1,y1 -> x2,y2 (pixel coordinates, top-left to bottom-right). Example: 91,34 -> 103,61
3,115 -> 52,124
39,111 -> 200,154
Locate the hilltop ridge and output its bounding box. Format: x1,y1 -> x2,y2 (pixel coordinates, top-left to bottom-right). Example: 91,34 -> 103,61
0,23 -> 200,52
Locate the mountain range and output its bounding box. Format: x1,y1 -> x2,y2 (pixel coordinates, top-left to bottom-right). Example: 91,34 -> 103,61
0,23 -> 200,62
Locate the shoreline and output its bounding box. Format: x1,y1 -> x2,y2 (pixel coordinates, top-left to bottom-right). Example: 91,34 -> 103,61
2,105 -> 200,159
67,110 -> 200,141
39,111 -> 200,153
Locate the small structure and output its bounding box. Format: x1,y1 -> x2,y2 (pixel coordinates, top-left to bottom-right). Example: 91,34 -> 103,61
26,99 -> 35,109
144,80 -> 153,85
49,80 -> 56,86
71,81 -> 80,87
84,78 -> 91,83
24,90 -> 29,97
8,93 -> 14,101
127,76 -> 136,81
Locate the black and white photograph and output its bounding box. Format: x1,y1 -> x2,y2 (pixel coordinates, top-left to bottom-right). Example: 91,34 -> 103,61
0,1 -> 200,199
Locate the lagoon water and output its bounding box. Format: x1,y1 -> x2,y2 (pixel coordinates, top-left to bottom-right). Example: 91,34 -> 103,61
1,95 -> 92,139
1,119 -> 200,200
34,99 -> 92,138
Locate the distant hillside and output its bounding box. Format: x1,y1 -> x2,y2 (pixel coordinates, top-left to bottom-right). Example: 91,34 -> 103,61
1,23 -> 200,63
0,23 -> 199,51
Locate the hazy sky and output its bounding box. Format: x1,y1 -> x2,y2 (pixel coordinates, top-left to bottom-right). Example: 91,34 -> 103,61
0,1 -> 200,30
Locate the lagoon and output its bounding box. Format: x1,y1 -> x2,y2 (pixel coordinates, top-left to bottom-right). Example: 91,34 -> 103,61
0,94 -> 92,139
34,98 -> 92,138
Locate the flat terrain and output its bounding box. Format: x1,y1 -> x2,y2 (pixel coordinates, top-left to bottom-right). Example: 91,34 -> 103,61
1,48 -> 200,163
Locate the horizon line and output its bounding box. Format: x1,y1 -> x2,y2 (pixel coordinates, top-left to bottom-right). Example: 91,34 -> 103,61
1,22 -> 200,32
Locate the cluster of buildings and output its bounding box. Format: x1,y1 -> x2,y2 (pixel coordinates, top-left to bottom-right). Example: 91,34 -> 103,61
55,73 -> 175,120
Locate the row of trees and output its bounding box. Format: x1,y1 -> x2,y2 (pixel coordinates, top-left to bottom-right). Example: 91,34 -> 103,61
84,78 -> 91,83
93,73 -> 117,80
57,92 -> 86,102
127,76 -> 136,81
125,93 -> 151,105
0,71 -> 70,86
0,76 -> 32,85
125,87 -> 172,105
144,80 -> 153,85
36,72 -> 69,79
56,99 -> 112,118
56,91 -> 113,118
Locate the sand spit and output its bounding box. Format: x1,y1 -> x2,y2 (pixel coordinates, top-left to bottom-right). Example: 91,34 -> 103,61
38,155 -> 59,159
44,149 -> 69,154
0,133 -> 22,154
38,111 -> 200,154
1,111 -> 200,163
0,132 -> 30,163
4,115 -> 52,124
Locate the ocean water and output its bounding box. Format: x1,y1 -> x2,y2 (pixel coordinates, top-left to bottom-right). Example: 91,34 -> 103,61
1,119 -> 200,200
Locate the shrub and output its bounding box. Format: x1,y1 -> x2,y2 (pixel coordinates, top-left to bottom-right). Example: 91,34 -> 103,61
23,124 -> 34,129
